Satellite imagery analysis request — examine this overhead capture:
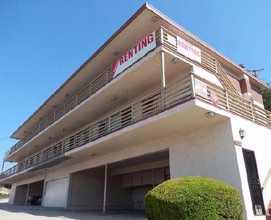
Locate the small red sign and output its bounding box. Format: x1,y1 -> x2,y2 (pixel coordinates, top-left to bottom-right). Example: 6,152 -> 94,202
210,91 -> 219,106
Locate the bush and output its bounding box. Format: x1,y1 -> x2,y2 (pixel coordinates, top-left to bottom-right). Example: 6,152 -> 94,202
0,194 -> 9,199
144,176 -> 243,220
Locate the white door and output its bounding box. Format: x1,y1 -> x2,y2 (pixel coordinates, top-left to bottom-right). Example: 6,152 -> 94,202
43,178 -> 68,208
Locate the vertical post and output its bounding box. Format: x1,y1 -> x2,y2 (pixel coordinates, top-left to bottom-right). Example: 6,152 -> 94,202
103,164 -> 108,213
250,102 -> 255,121
75,94 -> 78,105
190,74 -> 196,98
214,58 -> 218,73
1,161 -> 5,173
42,169 -> 47,207
225,91 -> 230,111
25,183 -> 30,205
159,27 -> 164,45
160,51 -> 166,110
25,144 -> 30,169
108,117 -> 111,134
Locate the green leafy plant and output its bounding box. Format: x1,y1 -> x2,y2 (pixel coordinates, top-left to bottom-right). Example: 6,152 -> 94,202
0,194 -> 9,199
262,85 -> 271,111
144,176 -> 243,220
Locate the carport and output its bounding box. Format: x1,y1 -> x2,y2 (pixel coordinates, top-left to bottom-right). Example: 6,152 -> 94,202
68,150 -> 169,211
14,180 -> 44,205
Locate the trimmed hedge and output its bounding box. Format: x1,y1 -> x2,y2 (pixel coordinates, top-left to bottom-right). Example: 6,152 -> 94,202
144,176 -> 243,220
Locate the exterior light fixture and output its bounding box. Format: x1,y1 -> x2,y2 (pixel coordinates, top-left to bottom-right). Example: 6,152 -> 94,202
111,96 -> 117,101
204,111 -> 215,118
151,15 -> 159,22
239,129 -> 246,139
113,51 -> 120,56
171,57 -> 180,64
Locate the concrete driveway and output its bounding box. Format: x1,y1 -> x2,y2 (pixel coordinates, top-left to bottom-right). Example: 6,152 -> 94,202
0,199 -> 147,220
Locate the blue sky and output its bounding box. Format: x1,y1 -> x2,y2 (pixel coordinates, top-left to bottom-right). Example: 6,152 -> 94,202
0,0 -> 270,170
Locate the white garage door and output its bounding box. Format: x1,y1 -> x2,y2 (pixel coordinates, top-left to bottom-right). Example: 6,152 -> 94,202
43,178 -> 68,208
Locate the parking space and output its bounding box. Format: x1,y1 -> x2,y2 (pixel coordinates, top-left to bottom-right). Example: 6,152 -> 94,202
68,150 -> 169,211
0,199 -> 147,220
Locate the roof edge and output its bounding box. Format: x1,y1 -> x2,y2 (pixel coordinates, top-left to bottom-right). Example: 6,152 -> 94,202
11,3 -> 149,139
12,2 -> 267,139
145,3 -> 267,90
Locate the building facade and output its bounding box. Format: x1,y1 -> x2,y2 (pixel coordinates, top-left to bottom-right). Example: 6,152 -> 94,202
1,3 -> 271,219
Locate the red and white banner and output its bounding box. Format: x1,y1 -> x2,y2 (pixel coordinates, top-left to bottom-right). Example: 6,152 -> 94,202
176,36 -> 201,63
112,32 -> 156,78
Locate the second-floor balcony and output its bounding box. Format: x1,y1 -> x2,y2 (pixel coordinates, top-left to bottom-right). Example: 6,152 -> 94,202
3,26 -> 266,162
1,72 -> 271,181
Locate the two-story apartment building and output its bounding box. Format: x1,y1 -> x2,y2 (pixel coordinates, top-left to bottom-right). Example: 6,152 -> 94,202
1,3 -> 271,219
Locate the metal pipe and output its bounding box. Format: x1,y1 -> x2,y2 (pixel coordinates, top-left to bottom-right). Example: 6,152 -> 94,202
103,164 -> 108,213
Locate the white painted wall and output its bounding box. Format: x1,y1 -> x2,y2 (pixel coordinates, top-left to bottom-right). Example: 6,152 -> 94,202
169,120 -> 243,191
230,115 -> 271,220
7,106 -> 271,219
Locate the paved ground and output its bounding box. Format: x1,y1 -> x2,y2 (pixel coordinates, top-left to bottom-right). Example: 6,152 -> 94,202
0,199 -> 147,220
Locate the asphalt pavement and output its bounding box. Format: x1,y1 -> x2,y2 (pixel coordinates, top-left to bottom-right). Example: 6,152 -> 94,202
0,199 -> 147,220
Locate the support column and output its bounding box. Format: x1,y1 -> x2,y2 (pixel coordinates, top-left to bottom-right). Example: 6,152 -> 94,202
25,144 -> 30,169
25,184 -> 30,205
160,51 -> 166,110
103,164 -> 108,213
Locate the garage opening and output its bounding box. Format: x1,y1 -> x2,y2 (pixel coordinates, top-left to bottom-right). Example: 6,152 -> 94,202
14,180 -> 44,206
69,166 -> 108,210
69,150 -> 169,211
14,184 -> 28,205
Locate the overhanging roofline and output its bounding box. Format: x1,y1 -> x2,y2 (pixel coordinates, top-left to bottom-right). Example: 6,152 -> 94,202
145,3 -> 267,90
11,2 -> 267,139
11,3 -> 150,139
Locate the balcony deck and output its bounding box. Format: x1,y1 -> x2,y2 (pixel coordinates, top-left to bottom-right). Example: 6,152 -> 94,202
2,24 -> 271,180
1,71 -> 271,181
4,27 -> 241,162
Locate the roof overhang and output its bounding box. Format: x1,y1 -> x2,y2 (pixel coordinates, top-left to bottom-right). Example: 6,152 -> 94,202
11,2 -> 267,139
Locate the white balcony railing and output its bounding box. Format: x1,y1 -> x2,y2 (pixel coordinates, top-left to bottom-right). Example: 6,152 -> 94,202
0,76 -> 193,179
1,73 -> 271,180
3,26 -> 265,162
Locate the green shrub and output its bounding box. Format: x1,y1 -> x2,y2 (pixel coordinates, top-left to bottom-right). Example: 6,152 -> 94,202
144,176 -> 243,220
0,194 -> 9,199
